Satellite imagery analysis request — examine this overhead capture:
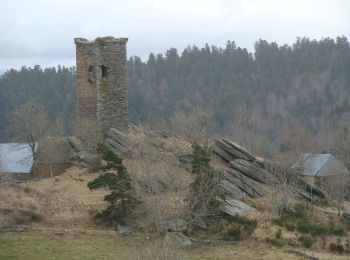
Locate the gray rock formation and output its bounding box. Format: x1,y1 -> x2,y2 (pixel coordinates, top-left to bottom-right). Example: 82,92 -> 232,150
219,179 -> 247,200
164,219 -> 187,232
221,196 -> 256,216
213,139 -> 256,162
106,128 -> 131,157
67,136 -> 84,153
223,170 -> 266,198
230,159 -> 270,184
164,232 -> 192,247
117,224 -> 132,235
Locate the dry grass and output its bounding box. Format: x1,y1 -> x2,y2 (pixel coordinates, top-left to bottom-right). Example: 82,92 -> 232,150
0,166 -> 109,228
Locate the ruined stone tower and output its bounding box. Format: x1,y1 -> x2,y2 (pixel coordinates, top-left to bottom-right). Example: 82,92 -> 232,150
74,37 -> 128,145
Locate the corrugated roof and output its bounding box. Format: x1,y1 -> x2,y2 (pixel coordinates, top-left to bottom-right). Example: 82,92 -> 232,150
299,153 -> 349,177
0,143 -> 37,174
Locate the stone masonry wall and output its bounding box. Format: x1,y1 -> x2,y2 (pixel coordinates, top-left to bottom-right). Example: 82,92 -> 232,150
74,37 -> 128,146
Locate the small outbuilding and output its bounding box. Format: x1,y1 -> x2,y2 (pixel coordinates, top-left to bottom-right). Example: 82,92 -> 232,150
0,143 -> 36,181
297,153 -> 349,177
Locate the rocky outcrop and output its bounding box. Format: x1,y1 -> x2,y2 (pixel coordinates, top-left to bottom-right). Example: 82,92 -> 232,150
222,170 -> 266,198
219,179 -> 247,200
213,139 -> 256,162
214,137 -> 327,210
105,128 -> 131,157
221,196 -> 256,216
164,219 -> 187,232
230,159 -> 270,184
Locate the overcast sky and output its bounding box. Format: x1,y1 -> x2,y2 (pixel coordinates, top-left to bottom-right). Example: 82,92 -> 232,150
0,0 -> 349,70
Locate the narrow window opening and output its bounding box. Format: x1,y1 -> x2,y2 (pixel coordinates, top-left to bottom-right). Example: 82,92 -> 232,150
88,66 -> 95,83
100,65 -> 109,78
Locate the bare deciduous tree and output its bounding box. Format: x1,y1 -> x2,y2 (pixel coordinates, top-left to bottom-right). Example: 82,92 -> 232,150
268,161 -> 299,215
11,101 -> 49,179
171,107 -> 213,143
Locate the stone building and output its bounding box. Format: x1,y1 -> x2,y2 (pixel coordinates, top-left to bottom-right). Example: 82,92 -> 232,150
74,37 -> 128,146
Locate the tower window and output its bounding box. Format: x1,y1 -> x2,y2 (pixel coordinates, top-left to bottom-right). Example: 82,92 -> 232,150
88,66 -> 95,83
100,65 -> 109,78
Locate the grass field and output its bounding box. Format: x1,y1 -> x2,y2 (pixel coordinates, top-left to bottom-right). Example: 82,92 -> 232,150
1,229 -> 347,260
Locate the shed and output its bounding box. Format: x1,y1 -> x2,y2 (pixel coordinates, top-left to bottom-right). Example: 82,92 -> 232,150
296,153 -> 349,177
0,143 -> 36,181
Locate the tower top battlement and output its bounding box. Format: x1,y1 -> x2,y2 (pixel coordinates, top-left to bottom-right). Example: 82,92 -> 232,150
74,37 -> 128,45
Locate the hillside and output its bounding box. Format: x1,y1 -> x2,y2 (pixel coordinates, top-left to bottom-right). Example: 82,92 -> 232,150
1,128 -> 350,259
1,37 -> 350,158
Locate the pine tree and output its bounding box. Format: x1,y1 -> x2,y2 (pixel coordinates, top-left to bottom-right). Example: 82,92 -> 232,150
88,143 -> 141,226
188,143 -> 220,231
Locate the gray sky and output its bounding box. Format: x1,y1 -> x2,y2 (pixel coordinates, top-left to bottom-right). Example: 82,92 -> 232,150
0,0 -> 349,70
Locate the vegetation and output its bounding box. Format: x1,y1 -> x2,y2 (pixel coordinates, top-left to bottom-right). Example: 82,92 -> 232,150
273,203 -> 346,237
298,235 -> 315,248
1,37 -> 350,159
87,143 -> 141,226
222,214 -> 257,241
188,143 -> 220,231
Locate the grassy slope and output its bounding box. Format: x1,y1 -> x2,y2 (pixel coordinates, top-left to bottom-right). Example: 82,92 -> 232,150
0,230 -> 310,260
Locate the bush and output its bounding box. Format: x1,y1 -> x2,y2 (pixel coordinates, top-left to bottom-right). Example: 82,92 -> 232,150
31,212 -> 42,222
330,243 -> 344,254
275,229 -> 282,239
223,214 -> 257,233
294,203 -> 306,218
285,223 -> 295,231
332,228 -> 345,236
265,238 -> 285,247
297,219 -> 311,233
223,227 -> 241,241
299,235 -> 314,248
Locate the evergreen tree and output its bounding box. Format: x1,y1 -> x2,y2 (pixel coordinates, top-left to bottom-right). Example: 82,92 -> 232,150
188,143 -> 220,231
88,143 -> 141,226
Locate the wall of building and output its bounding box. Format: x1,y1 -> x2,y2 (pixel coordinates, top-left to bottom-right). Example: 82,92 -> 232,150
74,37 -> 128,146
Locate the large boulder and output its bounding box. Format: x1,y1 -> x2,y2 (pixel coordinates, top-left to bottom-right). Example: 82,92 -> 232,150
106,128 -> 131,157
164,219 -> 187,232
230,159 -> 270,184
223,170 -> 266,198
221,196 -> 256,216
164,232 -> 191,247
67,136 -> 84,153
108,128 -> 130,148
219,179 -> 247,200
213,139 -> 256,162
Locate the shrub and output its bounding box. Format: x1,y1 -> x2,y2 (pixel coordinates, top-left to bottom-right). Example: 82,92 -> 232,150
330,243 -> 344,254
223,227 -> 241,241
275,229 -> 282,239
299,235 -> 314,248
294,203 -> 306,218
31,212 -> 42,222
224,214 -> 257,233
285,223 -> 295,231
332,228 -> 345,236
297,219 -> 311,233
265,237 -> 285,247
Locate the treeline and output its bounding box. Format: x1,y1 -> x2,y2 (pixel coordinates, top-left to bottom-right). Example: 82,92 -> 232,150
0,66 -> 76,141
1,37 -> 350,156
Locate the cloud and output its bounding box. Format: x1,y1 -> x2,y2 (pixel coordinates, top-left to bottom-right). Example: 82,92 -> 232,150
0,0 -> 349,69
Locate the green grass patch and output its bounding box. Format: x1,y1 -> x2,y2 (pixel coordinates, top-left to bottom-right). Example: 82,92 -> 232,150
298,235 -> 314,248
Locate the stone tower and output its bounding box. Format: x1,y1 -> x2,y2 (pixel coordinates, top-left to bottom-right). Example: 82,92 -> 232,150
74,37 -> 128,145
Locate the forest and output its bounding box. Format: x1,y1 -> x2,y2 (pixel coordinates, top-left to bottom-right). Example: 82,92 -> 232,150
0,36 -> 349,158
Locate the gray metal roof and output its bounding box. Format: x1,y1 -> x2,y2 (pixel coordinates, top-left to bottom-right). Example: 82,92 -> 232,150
299,153 -> 349,177
0,143 -> 37,174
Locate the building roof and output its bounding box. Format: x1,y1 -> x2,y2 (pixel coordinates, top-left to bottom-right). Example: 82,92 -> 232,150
0,143 -> 37,174
298,153 -> 349,177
